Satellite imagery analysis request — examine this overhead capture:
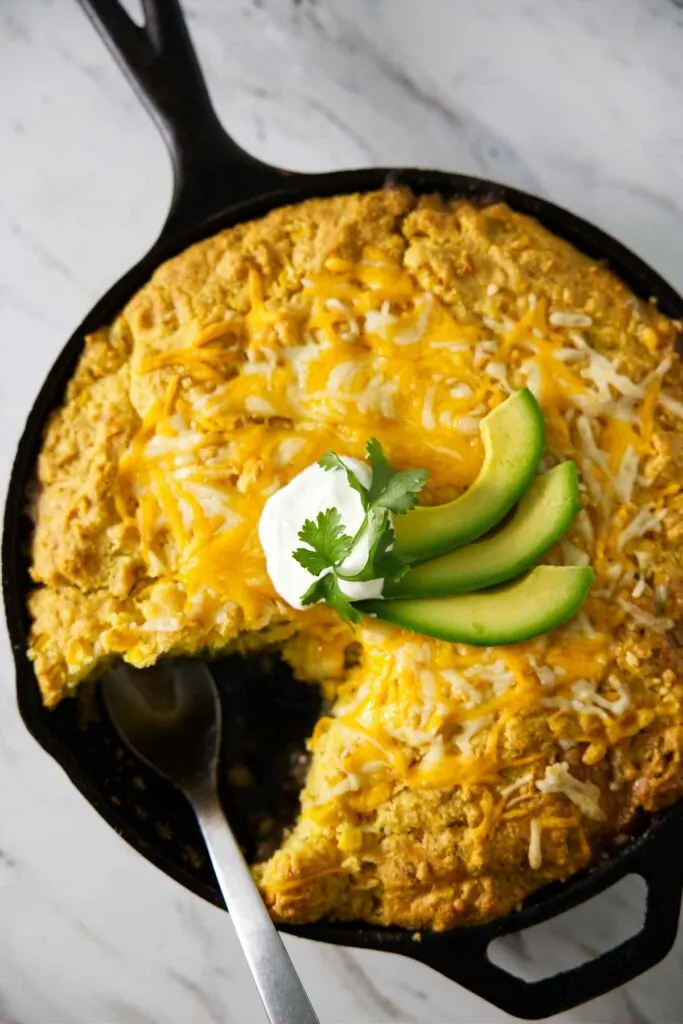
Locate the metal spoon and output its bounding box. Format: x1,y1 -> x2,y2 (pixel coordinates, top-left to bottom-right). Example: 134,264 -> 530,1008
102,659 -> 319,1024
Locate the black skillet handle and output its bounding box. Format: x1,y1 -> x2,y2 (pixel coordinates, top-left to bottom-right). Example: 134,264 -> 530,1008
77,0 -> 294,243
414,819 -> 683,1020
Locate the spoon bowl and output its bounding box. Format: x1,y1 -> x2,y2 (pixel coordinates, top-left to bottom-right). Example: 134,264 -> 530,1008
103,659 -> 221,795
102,659 -> 319,1024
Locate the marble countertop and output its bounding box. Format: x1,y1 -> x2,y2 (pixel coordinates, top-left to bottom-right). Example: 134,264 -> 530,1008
2,0 -> 683,1020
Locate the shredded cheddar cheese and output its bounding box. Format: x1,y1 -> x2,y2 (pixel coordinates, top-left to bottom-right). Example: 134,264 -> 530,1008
28,189 -> 683,933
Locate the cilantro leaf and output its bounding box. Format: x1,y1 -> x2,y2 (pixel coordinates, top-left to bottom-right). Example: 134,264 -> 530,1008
318,452 -> 369,509
300,575 -> 330,607
299,571 -> 360,624
321,573 -> 362,624
365,437 -> 428,514
290,443 -> 427,626
337,509 -> 408,583
368,515 -> 409,582
372,467 -> 429,514
292,548 -> 331,576
296,508 -> 354,572
365,437 -> 394,505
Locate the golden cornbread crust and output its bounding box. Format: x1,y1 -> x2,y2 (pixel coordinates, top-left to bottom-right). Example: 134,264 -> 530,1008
28,189 -> 683,931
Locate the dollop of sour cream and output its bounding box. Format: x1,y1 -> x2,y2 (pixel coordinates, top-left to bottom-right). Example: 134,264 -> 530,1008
259,457 -> 388,610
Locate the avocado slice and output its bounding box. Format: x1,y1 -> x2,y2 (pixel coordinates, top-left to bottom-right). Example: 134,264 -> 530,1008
358,565 -> 594,645
394,389 -> 545,563
385,462 -> 580,599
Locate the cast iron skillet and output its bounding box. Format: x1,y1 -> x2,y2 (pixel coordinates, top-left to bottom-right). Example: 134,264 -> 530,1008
5,1 -> 683,1017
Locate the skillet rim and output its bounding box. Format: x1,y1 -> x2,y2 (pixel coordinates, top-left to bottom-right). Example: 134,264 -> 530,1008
6,166 -> 683,1017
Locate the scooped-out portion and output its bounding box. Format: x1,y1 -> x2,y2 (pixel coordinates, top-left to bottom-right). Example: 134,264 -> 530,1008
27,188 -> 683,931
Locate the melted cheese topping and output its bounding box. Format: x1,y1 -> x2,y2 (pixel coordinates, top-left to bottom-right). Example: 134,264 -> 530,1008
119,250 -> 671,611
29,192 -> 683,929
110,242 -> 678,806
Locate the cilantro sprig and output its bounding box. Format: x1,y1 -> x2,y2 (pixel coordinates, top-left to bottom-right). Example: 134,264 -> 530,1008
292,439 -> 428,622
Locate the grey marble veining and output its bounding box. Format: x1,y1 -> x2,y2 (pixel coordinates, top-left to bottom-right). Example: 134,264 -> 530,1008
2,1 -> 683,1021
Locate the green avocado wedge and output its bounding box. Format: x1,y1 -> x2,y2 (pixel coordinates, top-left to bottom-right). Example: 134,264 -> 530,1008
393,389 -> 545,563
384,462 -> 581,599
357,566 -> 594,646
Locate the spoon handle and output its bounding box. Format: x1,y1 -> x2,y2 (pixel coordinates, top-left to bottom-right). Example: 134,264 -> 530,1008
191,792 -> 320,1024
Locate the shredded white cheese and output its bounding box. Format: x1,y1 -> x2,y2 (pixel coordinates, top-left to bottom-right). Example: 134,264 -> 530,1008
482,316 -> 508,334
420,737 -> 446,770
139,616 -> 182,633
310,773 -> 361,806
542,676 -> 630,721
485,361 -> 511,388
528,818 -> 543,869
654,582 -> 669,611
521,359 -> 542,399
275,437 -> 306,467
560,540 -> 590,567
454,716 -> 493,755
549,311 -> 593,328
614,446 -> 640,504
422,386 -> 437,430
364,301 -> 396,339
618,598 -> 674,632
500,771 -> 533,799
325,297 -> 350,312
576,415 -> 611,477
534,664 -> 557,687
439,668 -> 483,707
394,294 -> 433,345
536,762 -> 604,820
660,392 -> 683,419
618,506 -> 665,550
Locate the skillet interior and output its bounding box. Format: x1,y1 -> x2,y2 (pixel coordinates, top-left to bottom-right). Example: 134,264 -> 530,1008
7,167 -> 683,1017
6,1 -> 683,1016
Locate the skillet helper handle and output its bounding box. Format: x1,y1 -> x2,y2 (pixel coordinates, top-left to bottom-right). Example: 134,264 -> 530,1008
190,788 -> 320,1024
416,821 -> 683,1020
77,0 -> 286,238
